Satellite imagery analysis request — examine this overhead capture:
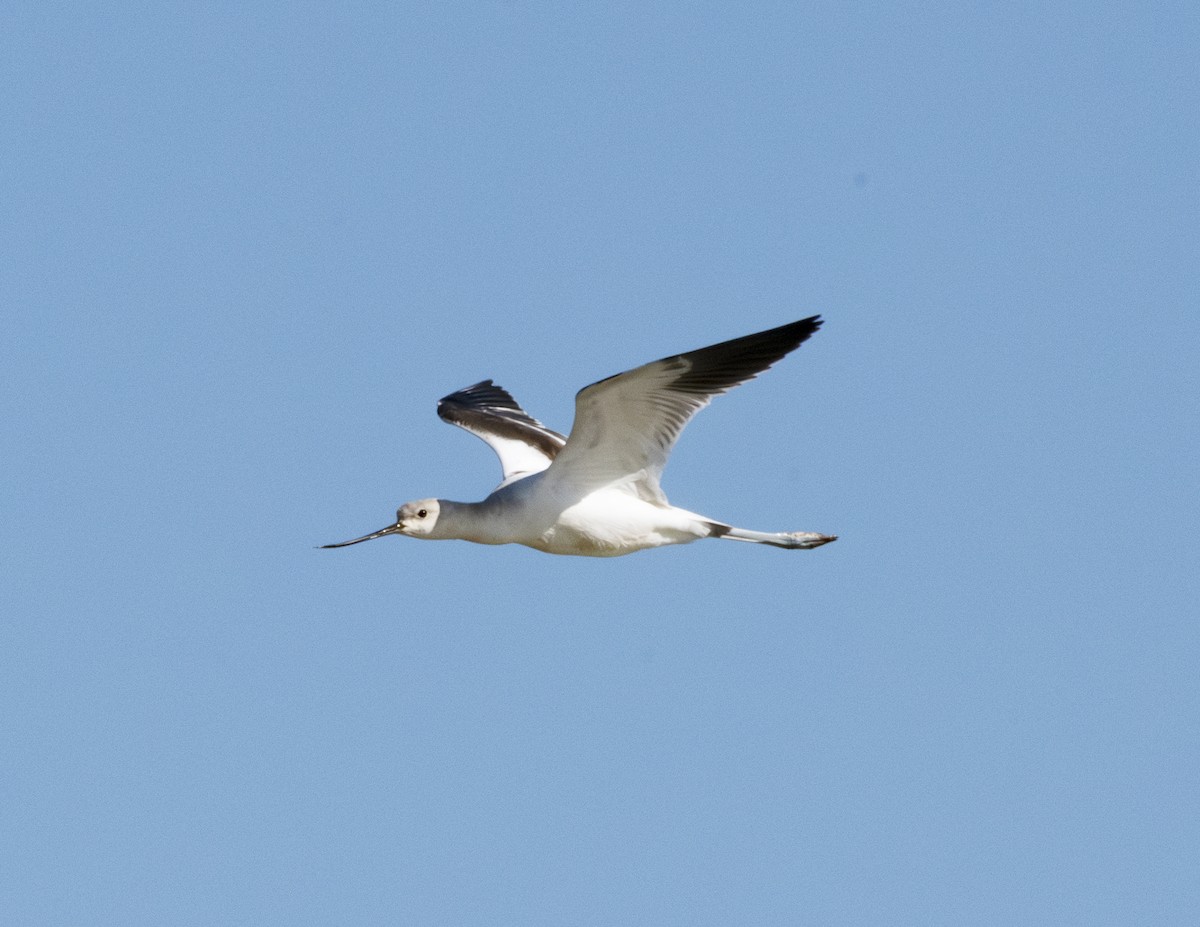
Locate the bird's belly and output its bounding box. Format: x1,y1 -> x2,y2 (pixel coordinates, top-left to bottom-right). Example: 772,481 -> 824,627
528,494 -> 709,557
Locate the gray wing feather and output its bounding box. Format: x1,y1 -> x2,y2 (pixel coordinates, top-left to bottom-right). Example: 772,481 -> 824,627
545,317 -> 823,501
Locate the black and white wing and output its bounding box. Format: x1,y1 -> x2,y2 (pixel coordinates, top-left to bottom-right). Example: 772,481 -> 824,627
543,317 -> 823,502
437,380 -> 567,487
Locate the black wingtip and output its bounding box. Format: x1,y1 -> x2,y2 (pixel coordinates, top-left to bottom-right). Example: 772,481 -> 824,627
438,379 -> 519,411
664,315 -> 826,395
790,315 -> 823,339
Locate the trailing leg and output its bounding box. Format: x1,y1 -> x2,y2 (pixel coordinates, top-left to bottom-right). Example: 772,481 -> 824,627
709,524 -> 838,550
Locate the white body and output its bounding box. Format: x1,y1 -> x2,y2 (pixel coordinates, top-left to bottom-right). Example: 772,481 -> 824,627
433,473 -> 719,556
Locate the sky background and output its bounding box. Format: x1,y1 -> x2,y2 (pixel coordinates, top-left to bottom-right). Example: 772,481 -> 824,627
3,2 -> 1198,924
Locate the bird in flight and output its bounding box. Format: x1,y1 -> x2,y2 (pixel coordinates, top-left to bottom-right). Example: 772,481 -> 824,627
322,317 -> 837,557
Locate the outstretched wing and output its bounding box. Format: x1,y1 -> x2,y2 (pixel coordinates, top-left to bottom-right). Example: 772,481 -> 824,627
437,380 -> 567,487
544,317 -> 823,502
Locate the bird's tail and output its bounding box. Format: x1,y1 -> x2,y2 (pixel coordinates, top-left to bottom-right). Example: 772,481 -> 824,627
709,523 -> 837,550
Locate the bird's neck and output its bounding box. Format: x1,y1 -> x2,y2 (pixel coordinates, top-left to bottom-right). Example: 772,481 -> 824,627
429,499 -> 506,545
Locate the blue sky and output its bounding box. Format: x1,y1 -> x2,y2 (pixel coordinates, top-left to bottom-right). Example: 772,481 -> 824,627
3,3 -> 1198,924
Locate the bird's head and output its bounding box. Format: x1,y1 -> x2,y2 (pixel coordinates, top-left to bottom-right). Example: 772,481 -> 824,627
320,499 -> 441,548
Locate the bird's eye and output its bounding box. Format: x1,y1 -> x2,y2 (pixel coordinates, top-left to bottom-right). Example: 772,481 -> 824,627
417,509 -> 428,519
